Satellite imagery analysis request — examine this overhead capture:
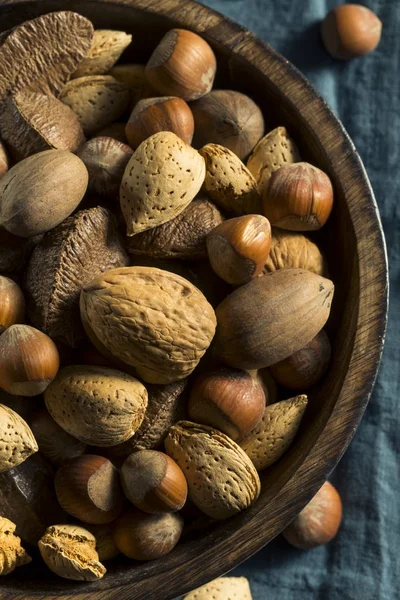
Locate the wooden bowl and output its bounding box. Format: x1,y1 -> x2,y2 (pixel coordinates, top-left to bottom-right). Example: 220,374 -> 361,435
0,1 -> 388,598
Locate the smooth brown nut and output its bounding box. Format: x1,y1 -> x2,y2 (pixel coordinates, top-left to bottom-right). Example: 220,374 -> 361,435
78,137 -> 133,198
247,126 -> 301,196
44,365 -> 148,447
126,96 -> 194,149
85,524 -> 119,561
240,395 -> 308,471
80,266 -> 217,384
192,90 -> 265,161
0,325 -> 60,396
0,88 -> 85,161
145,29 -> 216,101
127,196 -> 223,260
214,269 -> 334,370
0,149 -> 88,238
165,421 -> 261,520
0,141 -> 9,178
61,75 -> 131,136
38,524 -> 106,581
188,368 -> 265,441
199,144 -> 262,215
0,405 -> 38,473
321,5 -> 382,60
112,508 -> 184,560
269,330 -> 331,390
0,276 -> 25,334
0,517 -> 31,576
30,407 -> 87,466
184,577 -> 253,599
207,215 -> 271,285
262,228 -> 328,276
73,29 -> 132,77
55,455 -> 124,524
24,206 -> 129,348
282,481 -> 342,548
121,450 -> 187,514
263,162 -> 334,231
120,131 -> 205,236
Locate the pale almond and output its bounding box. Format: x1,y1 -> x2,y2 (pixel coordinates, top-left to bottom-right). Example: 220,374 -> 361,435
73,30 -> 132,78
184,577 -> 253,599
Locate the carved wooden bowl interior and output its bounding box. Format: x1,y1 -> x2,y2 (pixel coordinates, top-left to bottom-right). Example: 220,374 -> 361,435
0,1 -> 388,599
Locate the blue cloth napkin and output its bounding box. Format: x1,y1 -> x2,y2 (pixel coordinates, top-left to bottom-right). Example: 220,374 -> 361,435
188,1 -> 399,599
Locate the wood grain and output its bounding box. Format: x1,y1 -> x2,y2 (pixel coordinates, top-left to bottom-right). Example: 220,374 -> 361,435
0,0 -> 388,599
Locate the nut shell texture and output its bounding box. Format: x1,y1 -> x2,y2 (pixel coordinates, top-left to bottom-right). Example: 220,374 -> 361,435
0,516 -> 31,576
165,420 -> 260,519
0,405 -> 38,473
120,131 -> 205,236
80,267 -> 216,384
73,30 -> 132,78
262,228 -> 328,276
184,577 -> 253,599
44,365 -> 148,447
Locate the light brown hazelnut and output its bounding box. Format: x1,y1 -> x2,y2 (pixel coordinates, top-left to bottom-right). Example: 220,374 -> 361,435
263,162 -> 334,231
269,330 -> 331,390
0,276 -> 25,334
321,4 -> 382,60
192,90 -> 265,160
283,481 -> 342,549
145,29 -> 217,101
125,96 -> 194,149
207,215 -> 271,285
121,450 -> 187,514
0,324 -> 59,396
188,368 -> 266,441
0,140 -> 9,178
55,455 -> 125,524
112,508 -> 184,560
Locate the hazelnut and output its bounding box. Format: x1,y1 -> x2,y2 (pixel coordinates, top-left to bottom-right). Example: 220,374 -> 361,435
269,330 -> 331,390
263,162 -> 334,231
121,450 -> 187,514
0,276 -> 25,334
207,215 -> 271,285
145,29 -> 217,101
283,481 -> 342,549
125,96 -> 195,149
0,324 -> 60,396
112,508 -> 184,560
0,140 -> 9,178
188,368 -> 266,441
55,455 -> 125,524
85,523 -> 119,561
192,90 -> 265,160
321,5 -> 382,60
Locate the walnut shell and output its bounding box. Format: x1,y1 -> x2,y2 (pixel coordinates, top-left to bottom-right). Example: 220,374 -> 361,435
127,196 -> 223,259
0,405 -> 38,473
120,131 -> 205,236
44,365 -> 148,447
80,266 -> 217,384
165,421 -> 260,520
24,206 -> 129,347
73,30 -> 132,78
0,517 -> 31,576
262,228 -> 328,276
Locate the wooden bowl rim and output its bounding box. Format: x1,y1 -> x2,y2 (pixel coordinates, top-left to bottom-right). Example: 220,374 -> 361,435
0,0 -> 388,598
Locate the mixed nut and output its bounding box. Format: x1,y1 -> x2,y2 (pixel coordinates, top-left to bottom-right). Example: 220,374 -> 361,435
0,11 -> 336,583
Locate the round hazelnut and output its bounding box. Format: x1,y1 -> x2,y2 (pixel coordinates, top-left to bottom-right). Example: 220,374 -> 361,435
269,330 -> 331,390
121,450 -> 187,513
0,140 -> 9,178
188,367 -> 266,441
145,29 -> 217,101
55,455 -> 125,525
321,4 -> 382,60
0,276 -> 25,334
283,481 -> 342,549
125,96 -> 194,149
206,215 -> 271,285
263,162 -> 334,231
112,508 -> 184,560
191,90 -> 265,161
0,324 -> 59,396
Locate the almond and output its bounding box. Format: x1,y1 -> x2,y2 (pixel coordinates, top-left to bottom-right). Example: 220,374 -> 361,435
61,75 -> 130,135
247,126 -> 301,195
0,405 -> 38,472
240,395 -> 308,471
0,517 -> 31,576
184,577 -> 253,599
120,132 -> 205,236
199,143 -> 261,215
72,30 -> 132,78
262,228 -> 328,276
164,420 -> 260,520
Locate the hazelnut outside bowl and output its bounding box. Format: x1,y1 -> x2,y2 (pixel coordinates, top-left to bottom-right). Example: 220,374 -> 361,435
0,1 -> 388,599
